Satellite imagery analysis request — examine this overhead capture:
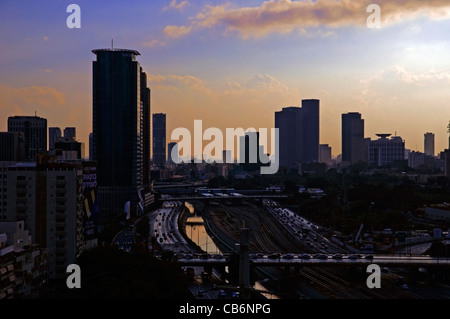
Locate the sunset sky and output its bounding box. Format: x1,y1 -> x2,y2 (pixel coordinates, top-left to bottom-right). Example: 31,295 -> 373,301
1,0 -> 450,157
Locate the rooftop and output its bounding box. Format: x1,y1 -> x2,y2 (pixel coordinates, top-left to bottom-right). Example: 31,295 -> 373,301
92,48 -> 140,56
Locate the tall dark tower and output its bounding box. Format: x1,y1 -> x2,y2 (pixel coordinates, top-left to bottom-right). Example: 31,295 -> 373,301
92,48 -> 149,218
152,113 -> 166,166
275,99 -> 320,167
140,68 -> 151,188
342,112 -> 366,165
301,99 -> 320,164
275,107 -> 302,167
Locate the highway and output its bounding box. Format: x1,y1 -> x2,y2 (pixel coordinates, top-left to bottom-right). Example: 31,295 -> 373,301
146,197 -> 450,299
149,200 -> 195,254
263,199 -> 344,254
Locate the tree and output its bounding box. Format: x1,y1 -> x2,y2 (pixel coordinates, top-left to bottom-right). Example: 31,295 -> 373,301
51,246 -> 192,299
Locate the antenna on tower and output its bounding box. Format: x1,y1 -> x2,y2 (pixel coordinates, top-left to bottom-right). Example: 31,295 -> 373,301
111,38 -> 114,49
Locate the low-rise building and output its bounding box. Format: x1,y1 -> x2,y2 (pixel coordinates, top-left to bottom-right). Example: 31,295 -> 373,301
0,221 -> 49,299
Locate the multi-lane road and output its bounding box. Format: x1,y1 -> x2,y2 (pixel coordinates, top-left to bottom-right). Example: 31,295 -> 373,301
149,200 -> 195,254
263,199 -> 344,253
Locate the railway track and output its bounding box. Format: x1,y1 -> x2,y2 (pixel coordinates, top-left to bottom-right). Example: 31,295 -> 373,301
301,267 -> 369,299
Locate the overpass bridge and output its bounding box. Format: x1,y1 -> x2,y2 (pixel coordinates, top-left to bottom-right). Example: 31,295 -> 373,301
153,182 -> 207,189
159,194 -> 288,201
176,254 -> 450,268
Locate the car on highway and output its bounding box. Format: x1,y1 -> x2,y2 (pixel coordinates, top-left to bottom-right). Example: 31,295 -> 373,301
364,255 -> 374,260
282,254 -> 294,259
299,253 -> 311,259
268,253 -> 280,259
332,254 -> 343,259
315,254 -> 328,259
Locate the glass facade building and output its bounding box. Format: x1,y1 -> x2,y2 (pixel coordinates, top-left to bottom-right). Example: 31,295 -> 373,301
92,49 -> 151,216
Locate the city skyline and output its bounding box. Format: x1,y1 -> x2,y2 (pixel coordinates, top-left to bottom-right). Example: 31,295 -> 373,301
1,1 -> 450,157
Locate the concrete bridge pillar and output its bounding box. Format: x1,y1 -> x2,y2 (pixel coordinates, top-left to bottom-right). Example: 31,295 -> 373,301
239,228 -> 250,296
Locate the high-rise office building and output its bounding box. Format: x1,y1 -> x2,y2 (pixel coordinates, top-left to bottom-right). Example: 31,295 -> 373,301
0,132 -> 25,162
275,99 -> 320,166
141,68 -> 151,188
301,99 -> 320,163
8,116 -> 47,161
319,144 -> 332,166
49,127 -> 62,150
167,142 -> 177,165
92,48 -> 149,217
342,112 -> 366,165
239,131 -> 266,171
63,127 -> 76,141
368,134 -> 405,167
152,113 -> 166,166
424,132 -> 435,157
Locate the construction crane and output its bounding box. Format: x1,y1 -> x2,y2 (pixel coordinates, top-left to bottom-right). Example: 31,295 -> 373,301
354,202 -> 375,243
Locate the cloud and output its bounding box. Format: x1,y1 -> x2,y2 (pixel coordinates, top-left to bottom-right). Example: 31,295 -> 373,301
163,0 -> 450,39
142,39 -> 166,48
0,85 -> 67,121
163,25 -> 192,38
148,72 -> 301,135
0,85 -> 66,108
391,65 -> 450,84
163,0 -> 190,12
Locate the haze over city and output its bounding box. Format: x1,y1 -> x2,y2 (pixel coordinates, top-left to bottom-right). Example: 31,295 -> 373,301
1,0 -> 450,157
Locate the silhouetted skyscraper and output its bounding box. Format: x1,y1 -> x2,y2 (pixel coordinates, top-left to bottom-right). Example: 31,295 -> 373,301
301,99 -> 320,164
424,132 -> 435,157
275,99 -> 320,166
152,113 -> 166,166
342,112 -> 366,165
63,127 -> 76,140
319,144 -> 332,166
141,68 -> 151,188
8,115 -> 47,161
167,142 -> 177,165
239,131 -> 266,171
49,127 -> 62,150
92,48 -> 149,216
